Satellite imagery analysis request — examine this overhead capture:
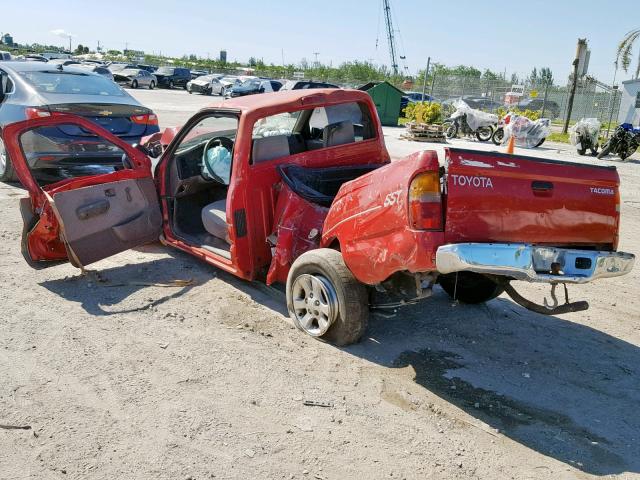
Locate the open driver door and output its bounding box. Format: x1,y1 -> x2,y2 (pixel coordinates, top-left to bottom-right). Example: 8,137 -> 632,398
3,114 -> 162,270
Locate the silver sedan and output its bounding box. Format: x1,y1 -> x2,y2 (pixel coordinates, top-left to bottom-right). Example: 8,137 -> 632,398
113,68 -> 157,89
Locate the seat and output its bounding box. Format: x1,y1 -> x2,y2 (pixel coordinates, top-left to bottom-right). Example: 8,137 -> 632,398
323,121 -> 355,147
201,199 -> 229,243
252,135 -> 290,164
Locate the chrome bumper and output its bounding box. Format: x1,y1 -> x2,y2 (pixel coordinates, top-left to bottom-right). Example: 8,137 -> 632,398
436,243 -> 635,284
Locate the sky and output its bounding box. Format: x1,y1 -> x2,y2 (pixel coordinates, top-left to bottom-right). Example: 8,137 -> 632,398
2,0 -> 638,84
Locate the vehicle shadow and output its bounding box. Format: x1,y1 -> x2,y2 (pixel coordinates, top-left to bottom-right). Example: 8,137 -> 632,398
38,246 -> 198,316
344,289 -> 640,476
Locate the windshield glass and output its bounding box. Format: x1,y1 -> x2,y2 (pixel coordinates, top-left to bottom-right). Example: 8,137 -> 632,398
175,114 -> 239,154
156,67 -> 175,75
241,79 -> 260,88
19,71 -> 124,96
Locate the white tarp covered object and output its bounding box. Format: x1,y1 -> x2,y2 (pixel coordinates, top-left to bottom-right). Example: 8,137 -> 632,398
569,118 -> 601,146
451,100 -> 498,131
502,114 -> 551,148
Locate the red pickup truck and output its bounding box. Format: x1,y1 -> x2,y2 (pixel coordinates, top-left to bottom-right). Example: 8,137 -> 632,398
4,89 -> 634,345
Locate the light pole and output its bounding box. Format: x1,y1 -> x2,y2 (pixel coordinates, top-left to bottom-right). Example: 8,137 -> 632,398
606,61 -> 619,139
421,57 -> 430,102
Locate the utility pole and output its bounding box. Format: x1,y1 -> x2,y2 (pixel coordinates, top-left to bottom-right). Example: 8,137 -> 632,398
429,69 -> 437,104
313,52 -> 319,68
562,38 -> 587,134
606,62 -> 619,139
421,57 -> 430,102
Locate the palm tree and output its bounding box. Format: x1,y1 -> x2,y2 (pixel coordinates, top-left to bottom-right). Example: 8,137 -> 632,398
617,29 -> 640,79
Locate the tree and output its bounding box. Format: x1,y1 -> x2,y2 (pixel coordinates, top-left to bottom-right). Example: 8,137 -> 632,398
248,57 -> 257,67
529,67 -> 538,87
510,73 -> 520,85
540,67 -> 554,85
83,46 -> 89,54
75,44 -> 84,55
616,29 -> 640,79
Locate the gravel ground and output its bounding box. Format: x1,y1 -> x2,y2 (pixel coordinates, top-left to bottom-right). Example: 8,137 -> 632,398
1,88 -> 639,480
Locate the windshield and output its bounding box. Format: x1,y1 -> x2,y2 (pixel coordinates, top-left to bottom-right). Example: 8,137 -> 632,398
241,79 -> 260,88
175,114 -> 239,154
19,71 -> 124,96
156,67 -> 175,75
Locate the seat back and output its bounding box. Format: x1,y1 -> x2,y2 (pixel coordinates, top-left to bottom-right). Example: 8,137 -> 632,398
323,121 -> 355,148
251,135 -> 290,164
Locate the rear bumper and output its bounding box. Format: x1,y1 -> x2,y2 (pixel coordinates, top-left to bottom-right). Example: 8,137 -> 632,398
436,243 -> 635,284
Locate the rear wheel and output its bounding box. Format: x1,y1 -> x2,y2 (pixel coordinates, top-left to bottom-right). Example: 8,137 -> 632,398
620,146 -> 636,161
0,136 -> 18,182
169,80 -> 175,89
491,128 -> 504,145
131,80 -> 138,89
476,126 -> 493,142
577,140 -> 587,155
439,272 -> 504,304
149,81 -> 155,90
597,141 -> 612,159
287,249 -> 368,346
443,121 -> 458,139
534,138 -> 545,148
590,143 -> 599,156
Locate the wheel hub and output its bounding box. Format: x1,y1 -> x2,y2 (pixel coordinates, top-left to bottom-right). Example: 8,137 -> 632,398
291,274 -> 338,336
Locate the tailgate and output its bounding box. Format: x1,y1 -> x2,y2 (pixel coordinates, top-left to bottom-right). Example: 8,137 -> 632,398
444,148 -> 619,249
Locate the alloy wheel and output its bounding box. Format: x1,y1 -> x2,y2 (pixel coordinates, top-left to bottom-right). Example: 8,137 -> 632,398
291,274 -> 338,336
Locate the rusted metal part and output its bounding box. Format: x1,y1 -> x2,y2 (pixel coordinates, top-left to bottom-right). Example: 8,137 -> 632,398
501,281 -> 589,315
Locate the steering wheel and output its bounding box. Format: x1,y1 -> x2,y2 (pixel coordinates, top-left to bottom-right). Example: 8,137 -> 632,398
201,136 -> 233,183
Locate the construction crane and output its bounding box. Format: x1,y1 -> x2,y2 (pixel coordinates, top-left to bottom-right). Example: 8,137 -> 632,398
382,0 -> 399,75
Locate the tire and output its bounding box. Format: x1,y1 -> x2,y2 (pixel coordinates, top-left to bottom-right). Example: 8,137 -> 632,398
476,126 -> 493,142
443,121 -> 458,139
620,147 -> 636,161
590,143 -> 599,156
491,128 -> 504,146
597,141 -> 611,159
0,136 -> 18,183
149,81 -> 155,90
286,248 -> 368,346
169,80 -> 174,89
577,142 -> 587,156
131,80 -> 138,89
438,271 -> 504,304
534,138 -> 545,148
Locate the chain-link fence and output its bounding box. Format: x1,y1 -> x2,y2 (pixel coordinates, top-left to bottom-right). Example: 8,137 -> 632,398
191,66 -> 621,126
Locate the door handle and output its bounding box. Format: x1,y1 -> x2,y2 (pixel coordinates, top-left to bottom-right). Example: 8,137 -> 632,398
76,199 -> 110,220
531,180 -> 553,192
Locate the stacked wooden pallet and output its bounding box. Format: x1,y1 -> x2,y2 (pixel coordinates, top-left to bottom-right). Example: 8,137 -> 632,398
401,122 -> 447,143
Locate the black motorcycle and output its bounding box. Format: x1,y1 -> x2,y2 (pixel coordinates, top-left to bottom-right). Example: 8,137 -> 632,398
597,123 -> 640,160
442,113 -> 494,142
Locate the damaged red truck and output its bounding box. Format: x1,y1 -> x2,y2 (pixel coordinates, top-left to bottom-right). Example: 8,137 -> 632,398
4,89 -> 635,345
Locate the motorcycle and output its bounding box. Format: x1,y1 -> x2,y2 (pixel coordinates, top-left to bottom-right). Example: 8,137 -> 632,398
495,113 -> 550,148
569,118 -> 600,156
597,123 -> 640,160
442,100 -> 497,142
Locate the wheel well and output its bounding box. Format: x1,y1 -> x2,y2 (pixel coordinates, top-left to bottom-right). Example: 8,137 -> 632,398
326,237 -> 341,251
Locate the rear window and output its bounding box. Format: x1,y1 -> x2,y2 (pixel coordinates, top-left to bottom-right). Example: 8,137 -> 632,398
19,71 -> 124,96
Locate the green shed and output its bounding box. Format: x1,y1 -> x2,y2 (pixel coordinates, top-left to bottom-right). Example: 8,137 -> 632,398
358,81 -> 404,126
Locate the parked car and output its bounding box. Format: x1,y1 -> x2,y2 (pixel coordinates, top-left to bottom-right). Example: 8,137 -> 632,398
113,68 -> 157,89
190,70 -> 208,79
400,92 -> 436,116
516,98 -> 560,118
107,63 -> 138,73
0,51 -> 13,61
153,67 -> 191,89
186,74 -> 226,95
228,78 -> 282,97
135,64 -> 157,73
24,54 -> 48,63
77,64 -> 114,81
280,80 -> 339,90
48,59 -> 82,67
0,61 -> 159,182
5,89 -> 635,347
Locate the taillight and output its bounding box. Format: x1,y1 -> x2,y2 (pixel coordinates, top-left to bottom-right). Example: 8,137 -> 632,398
131,113 -> 158,126
408,171 -> 443,230
25,107 -> 53,119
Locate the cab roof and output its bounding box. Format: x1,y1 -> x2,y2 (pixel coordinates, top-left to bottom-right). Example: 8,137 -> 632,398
212,88 -> 372,116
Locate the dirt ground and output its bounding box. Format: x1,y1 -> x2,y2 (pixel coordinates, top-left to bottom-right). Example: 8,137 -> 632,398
1,89 -> 640,479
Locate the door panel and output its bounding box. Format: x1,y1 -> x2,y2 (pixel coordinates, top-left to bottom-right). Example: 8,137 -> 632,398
52,177 -> 161,266
2,114 -> 161,268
